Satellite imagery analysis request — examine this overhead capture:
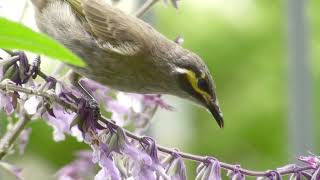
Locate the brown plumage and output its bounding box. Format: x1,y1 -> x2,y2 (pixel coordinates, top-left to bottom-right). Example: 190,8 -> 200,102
31,0 -> 224,127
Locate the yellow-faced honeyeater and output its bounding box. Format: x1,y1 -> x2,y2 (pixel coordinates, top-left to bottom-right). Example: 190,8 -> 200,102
30,0 -> 224,127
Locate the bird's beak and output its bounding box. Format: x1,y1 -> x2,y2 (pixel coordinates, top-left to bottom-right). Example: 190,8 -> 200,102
207,99 -> 224,128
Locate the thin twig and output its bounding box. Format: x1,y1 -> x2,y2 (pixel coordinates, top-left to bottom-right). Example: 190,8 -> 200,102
0,83 -> 76,111
122,124 -> 314,177
134,0 -> 160,18
0,114 -> 30,159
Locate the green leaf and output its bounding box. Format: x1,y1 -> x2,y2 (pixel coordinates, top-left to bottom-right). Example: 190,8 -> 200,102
0,17 -> 86,67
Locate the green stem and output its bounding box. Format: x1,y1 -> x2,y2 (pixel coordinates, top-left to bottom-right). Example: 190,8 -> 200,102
0,115 -> 30,159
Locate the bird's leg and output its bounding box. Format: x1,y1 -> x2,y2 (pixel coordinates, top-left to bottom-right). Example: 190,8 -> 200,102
68,70 -> 94,100
68,71 -> 100,122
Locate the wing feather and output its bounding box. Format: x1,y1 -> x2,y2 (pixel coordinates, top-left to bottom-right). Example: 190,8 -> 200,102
79,0 -> 144,55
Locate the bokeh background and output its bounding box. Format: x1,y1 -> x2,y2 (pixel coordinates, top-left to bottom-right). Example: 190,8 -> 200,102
0,0 -> 319,179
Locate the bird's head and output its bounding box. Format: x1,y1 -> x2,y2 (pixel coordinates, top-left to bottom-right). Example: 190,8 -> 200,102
171,51 -> 224,128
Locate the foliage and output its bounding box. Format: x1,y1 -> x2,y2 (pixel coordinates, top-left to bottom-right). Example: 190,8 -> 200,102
0,17 -> 85,67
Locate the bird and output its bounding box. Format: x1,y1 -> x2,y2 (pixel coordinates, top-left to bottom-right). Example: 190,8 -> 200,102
30,0 -> 224,128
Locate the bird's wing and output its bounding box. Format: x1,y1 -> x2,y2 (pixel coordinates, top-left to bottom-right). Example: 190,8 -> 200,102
68,0 -> 146,56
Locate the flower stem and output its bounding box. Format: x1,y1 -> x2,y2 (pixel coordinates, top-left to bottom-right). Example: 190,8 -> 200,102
0,114 -> 30,159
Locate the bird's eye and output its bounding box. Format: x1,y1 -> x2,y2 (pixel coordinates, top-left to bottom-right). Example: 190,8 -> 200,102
197,78 -> 209,92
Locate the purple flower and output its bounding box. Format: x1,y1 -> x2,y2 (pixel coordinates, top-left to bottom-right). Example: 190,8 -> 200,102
106,98 -> 132,126
208,159 -> 222,180
18,128 -> 32,155
264,171 -> 282,180
163,153 -> 187,180
95,158 -> 120,180
289,173 -> 302,180
76,97 -> 103,133
312,167 -> 320,180
298,155 -> 320,168
195,158 -> 221,180
123,143 -> 152,165
123,143 -> 154,177
108,129 -> 169,180
227,166 -> 245,180
86,128 -> 139,180
55,82 -> 82,104
71,79 -> 172,130
79,79 -> 136,127
142,94 -> 173,111
0,91 -> 15,114
0,52 -> 34,85
42,104 -> 77,141
56,151 -> 95,180
80,78 -> 109,93
93,144 -> 120,180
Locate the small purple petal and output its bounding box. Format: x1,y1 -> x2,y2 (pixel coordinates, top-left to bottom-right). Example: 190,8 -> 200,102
123,144 -> 152,166
195,163 -> 206,179
143,95 -> 173,111
268,171 -> 282,180
312,167 -> 320,180
298,155 -> 320,168
141,137 -> 160,164
80,78 -> 109,93
43,105 -> 76,141
133,166 -> 156,180
203,159 -> 221,180
0,92 -> 14,114
76,98 -> 103,133
165,155 -> 187,180
56,151 -> 95,180
121,141 -> 157,179
107,99 -> 132,125
89,135 -> 121,180
80,78 -> 112,106
55,82 -> 82,103
227,166 -> 245,180
301,172 -> 312,179
19,128 -> 32,155
289,173 -> 302,180
95,156 -> 121,180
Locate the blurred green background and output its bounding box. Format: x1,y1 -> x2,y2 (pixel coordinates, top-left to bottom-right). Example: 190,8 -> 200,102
1,0 -> 320,179
152,0 -> 319,178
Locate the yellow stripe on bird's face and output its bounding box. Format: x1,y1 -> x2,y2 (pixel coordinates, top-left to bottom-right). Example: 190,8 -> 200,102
183,69 -> 211,103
